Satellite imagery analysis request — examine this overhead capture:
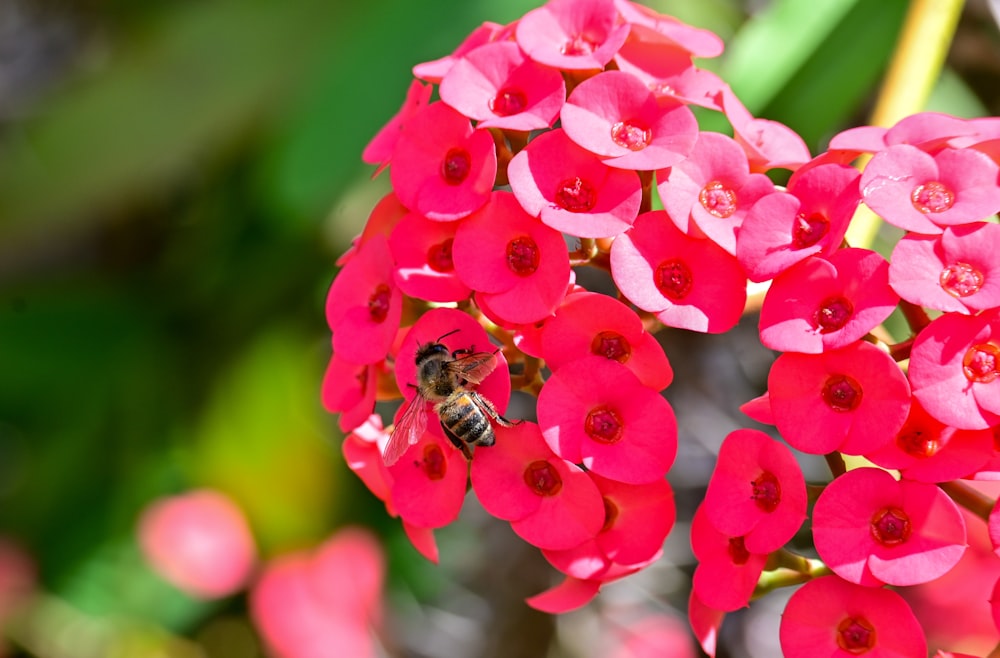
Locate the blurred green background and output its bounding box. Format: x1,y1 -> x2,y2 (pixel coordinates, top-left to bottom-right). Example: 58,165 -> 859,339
0,0 -> 998,656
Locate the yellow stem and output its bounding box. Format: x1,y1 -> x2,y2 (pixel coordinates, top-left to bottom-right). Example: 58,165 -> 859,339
845,0 -> 966,249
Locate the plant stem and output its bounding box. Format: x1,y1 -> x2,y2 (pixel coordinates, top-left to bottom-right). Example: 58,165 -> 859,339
940,479 -> 995,523
845,0 -> 966,249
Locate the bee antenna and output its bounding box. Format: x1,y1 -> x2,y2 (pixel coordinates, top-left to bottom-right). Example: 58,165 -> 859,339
436,328 -> 461,342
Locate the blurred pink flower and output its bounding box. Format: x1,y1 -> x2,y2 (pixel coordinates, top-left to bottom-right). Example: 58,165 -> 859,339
138,489 -> 257,599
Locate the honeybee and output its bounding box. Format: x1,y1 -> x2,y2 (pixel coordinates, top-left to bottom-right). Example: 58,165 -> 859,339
383,330 -> 516,466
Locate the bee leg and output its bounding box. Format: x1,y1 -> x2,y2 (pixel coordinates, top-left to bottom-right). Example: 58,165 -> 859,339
441,422 -> 474,460
477,394 -> 519,428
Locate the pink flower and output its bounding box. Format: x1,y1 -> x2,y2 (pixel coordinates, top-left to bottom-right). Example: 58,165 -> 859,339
614,0 -> 724,58
612,27 -> 703,101
606,614 -> 697,658
393,307 -> 512,426
387,421 -> 469,530
720,88 -> 811,172
542,473 -> 674,578
864,397 -> 993,482
342,415 -> 396,516
515,0 -> 630,71
250,528 -> 384,658
560,70 -> 698,170
909,309 -> 1000,430
860,144 -> 1000,233
439,41 -> 566,132
779,575 -> 927,658
137,489 -> 257,599
362,80 -> 433,176
326,235 -> 402,365
508,128 -> 642,238
540,290 -> 673,391
702,429 -> 806,554
690,505 -> 767,611
470,421 -> 605,550
889,222 -> 1000,314
390,101 -> 497,221
526,576 -> 602,614
812,467 -> 966,587
610,210 -> 747,334
687,589 -> 725,658
321,350 -> 378,433
412,21 -> 508,83
736,162 -> 860,283
452,191 -> 571,324
388,210 -> 470,303
537,356 -> 677,483
765,340 -> 911,455
758,248 -> 899,354
656,131 -> 775,255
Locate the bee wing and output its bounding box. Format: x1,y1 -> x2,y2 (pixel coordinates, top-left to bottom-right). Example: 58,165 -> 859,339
446,351 -> 498,385
384,396 -> 428,466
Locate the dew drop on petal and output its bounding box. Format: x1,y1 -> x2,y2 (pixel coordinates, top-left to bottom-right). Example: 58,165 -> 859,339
940,261 -> 984,298
814,296 -> 854,333
727,536 -> 750,566
836,616 -> 877,654
427,238 -> 455,273
506,236 -> 540,276
792,212 -> 830,249
585,406 -> 624,444
869,507 -> 911,546
821,374 -> 863,412
561,33 -> 597,56
524,460 -> 563,496
698,181 -> 738,218
911,180 -> 955,214
555,177 -> 598,212
590,330 -> 631,363
751,471 -> 781,513
963,343 -> 1000,383
441,147 -> 472,185
654,259 -> 693,301
611,120 -> 652,151
420,444 -> 448,480
368,284 -> 392,323
490,87 -> 527,116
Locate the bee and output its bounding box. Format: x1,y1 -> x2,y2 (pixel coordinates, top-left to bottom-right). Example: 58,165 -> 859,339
383,330 -> 516,466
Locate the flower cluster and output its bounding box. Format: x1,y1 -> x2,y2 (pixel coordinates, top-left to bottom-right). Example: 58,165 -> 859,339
322,0 -> 1000,653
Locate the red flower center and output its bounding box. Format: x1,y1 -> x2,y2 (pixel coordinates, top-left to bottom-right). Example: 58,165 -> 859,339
441,147 -> 472,185
506,236 -> 540,276
836,616 -> 877,654
601,497 -> 619,533
963,343 -> 1000,383
611,119 -> 652,151
524,460 -> 563,496
490,87 -> 527,116
870,506 -> 911,546
698,181 -> 738,219
655,259 -> 693,300
940,261 -> 983,298
911,180 -> 954,214
751,471 -> 781,513
821,374 -> 863,412
585,406 -> 624,444
368,284 -> 392,324
555,177 -> 598,212
427,238 -> 455,273
791,211 -> 830,249
814,296 -> 854,333
421,444 -> 448,480
897,427 -> 942,459
590,330 -> 631,363
727,536 -> 750,565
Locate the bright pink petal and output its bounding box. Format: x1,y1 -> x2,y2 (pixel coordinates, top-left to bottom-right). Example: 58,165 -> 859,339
516,0 -> 629,71
526,576 -> 602,613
